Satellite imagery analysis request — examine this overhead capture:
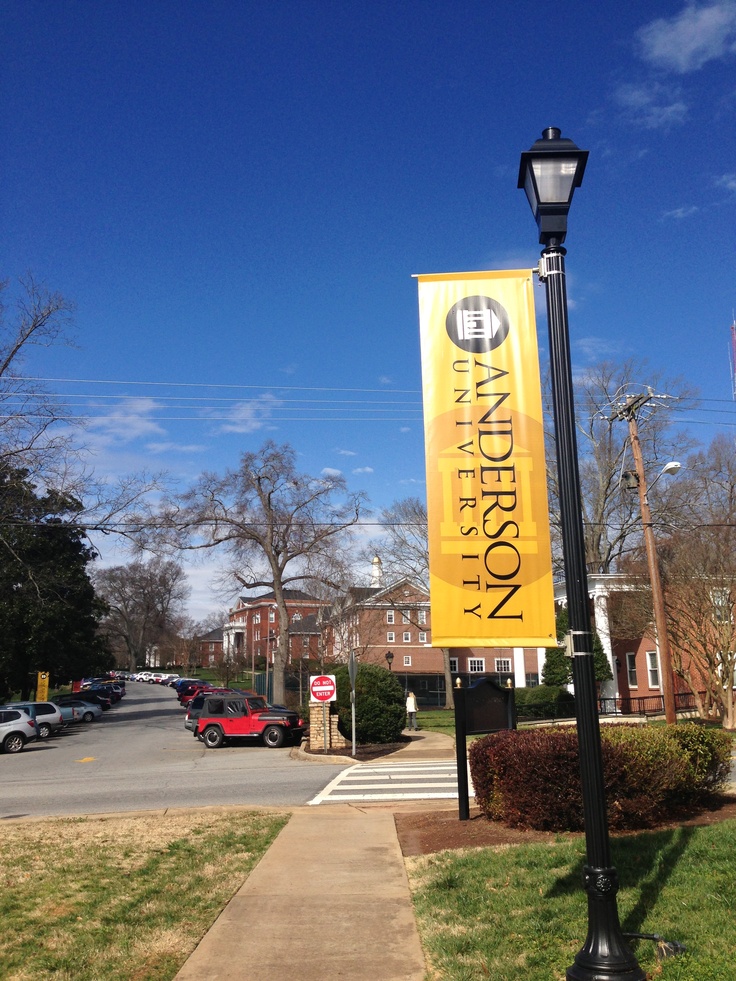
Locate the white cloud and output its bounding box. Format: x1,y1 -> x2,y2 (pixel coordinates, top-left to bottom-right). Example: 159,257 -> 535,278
215,394 -> 280,433
87,398 -> 166,443
613,81 -> 688,128
337,448 -> 357,456
399,426 -> 411,433
378,375 -> 393,386
352,466 -> 374,474
574,336 -> 622,362
321,467 -> 343,478
662,205 -> 699,219
715,172 -> 736,191
146,441 -> 207,454
637,2 -> 736,74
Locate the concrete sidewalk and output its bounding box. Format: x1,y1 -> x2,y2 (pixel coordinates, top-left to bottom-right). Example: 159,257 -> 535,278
174,730 -> 455,981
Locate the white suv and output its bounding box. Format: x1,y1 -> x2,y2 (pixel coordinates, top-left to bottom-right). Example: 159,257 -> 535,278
0,708 -> 39,753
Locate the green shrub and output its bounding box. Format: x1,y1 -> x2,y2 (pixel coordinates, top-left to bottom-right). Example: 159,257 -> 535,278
333,663 -> 405,744
515,684 -> 575,720
469,722 -> 732,832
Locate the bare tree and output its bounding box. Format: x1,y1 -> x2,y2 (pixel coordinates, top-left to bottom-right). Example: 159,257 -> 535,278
544,359 -> 698,574
367,496 -> 454,708
94,558 -> 190,670
0,276 -> 163,553
155,441 -> 365,704
657,434 -> 736,729
0,275 -> 78,481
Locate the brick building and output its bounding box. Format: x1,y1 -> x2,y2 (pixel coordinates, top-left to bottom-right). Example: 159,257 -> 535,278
222,589 -> 323,675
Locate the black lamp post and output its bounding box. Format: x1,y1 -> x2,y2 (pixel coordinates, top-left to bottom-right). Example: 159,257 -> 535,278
518,128 -> 644,981
385,650 -> 394,671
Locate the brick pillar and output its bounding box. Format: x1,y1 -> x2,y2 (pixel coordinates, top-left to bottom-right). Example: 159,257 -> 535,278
309,702 -> 347,751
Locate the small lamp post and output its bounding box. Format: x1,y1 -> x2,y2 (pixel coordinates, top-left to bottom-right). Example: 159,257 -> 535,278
385,650 -> 394,671
519,128 -> 644,981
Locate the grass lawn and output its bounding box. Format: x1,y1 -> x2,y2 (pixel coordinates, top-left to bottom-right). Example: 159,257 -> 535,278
418,708 -> 457,738
408,818 -> 736,980
0,809 -> 288,981
3,803 -> 736,980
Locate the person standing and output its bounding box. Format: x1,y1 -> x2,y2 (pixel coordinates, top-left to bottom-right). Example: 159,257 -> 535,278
406,690 -> 418,731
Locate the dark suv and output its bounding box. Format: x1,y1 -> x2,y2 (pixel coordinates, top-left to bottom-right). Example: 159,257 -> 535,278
196,694 -> 305,749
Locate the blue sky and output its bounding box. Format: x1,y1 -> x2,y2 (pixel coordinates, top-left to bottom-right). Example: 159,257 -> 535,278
2,1 -> 735,616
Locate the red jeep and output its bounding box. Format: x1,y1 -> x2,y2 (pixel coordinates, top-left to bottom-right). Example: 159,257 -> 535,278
196,693 -> 305,749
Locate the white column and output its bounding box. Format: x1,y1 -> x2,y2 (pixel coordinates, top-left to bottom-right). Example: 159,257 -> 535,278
592,583 -> 618,703
513,648 -> 525,688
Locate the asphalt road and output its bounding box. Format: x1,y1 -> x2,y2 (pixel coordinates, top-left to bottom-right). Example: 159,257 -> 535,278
0,683 -> 349,819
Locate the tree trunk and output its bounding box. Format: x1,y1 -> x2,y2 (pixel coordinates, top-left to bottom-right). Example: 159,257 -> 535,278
443,649 -> 455,710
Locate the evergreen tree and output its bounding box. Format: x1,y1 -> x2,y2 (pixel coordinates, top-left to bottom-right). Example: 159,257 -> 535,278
0,467 -> 111,699
543,607 -> 612,689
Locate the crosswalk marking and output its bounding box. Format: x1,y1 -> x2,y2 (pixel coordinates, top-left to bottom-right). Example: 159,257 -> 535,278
309,759 -> 472,805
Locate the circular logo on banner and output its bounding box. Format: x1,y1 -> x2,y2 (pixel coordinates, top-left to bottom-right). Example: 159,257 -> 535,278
445,295 -> 510,353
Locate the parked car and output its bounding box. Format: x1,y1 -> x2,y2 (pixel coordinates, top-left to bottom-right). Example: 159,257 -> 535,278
184,689 -> 252,731
171,677 -> 197,689
195,693 -> 305,748
2,701 -> 65,738
58,704 -> 82,725
56,691 -> 112,711
0,708 -> 39,753
56,699 -> 103,723
179,684 -> 213,707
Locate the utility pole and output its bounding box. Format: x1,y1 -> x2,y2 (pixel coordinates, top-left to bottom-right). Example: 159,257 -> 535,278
611,392 -> 677,724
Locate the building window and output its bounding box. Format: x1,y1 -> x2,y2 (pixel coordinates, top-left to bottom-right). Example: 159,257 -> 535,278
525,673 -> 539,687
418,632 -> 427,643
387,631 -> 395,643
449,657 -> 458,673
495,658 -> 511,674
418,610 -> 427,625
468,658 -> 485,673
386,610 -> 395,624
254,629 -> 261,642
209,643 -> 215,652
402,611 -> 411,624
269,608 -> 276,622
626,653 -> 638,688
711,588 -> 732,623
403,655 -> 411,667
647,651 -> 660,688
403,631 -> 411,643
291,612 -> 302,622
253,612 -> 261,624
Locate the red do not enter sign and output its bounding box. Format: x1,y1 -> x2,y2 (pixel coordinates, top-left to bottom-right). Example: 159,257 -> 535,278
310,674 -> 337,702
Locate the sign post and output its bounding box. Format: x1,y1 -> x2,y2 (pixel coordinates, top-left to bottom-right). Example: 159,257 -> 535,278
348,651 -> 358,757
310,674 -> 337,752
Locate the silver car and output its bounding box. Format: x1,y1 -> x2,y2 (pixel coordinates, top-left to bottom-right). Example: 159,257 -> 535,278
5,701 -> 65,739
0,708 -> 39,753
59,699 -> 103,723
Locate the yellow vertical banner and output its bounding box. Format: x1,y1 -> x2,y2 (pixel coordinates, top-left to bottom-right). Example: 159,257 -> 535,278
417,270 -> 556,647
36,671 -> 49,700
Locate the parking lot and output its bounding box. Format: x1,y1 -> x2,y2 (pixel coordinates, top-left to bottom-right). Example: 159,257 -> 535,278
0,682 -> 349,818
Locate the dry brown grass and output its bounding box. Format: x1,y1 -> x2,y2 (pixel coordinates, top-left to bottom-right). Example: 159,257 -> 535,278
0,807 -> 289,981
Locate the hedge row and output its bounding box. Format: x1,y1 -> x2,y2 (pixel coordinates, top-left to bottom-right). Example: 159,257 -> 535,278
468,722 -> 733,832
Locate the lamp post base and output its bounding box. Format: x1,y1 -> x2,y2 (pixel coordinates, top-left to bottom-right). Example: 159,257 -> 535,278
566,865 -> 646,981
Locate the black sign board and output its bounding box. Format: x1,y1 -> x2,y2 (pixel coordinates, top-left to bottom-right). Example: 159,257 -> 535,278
455,678 -> 516,820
